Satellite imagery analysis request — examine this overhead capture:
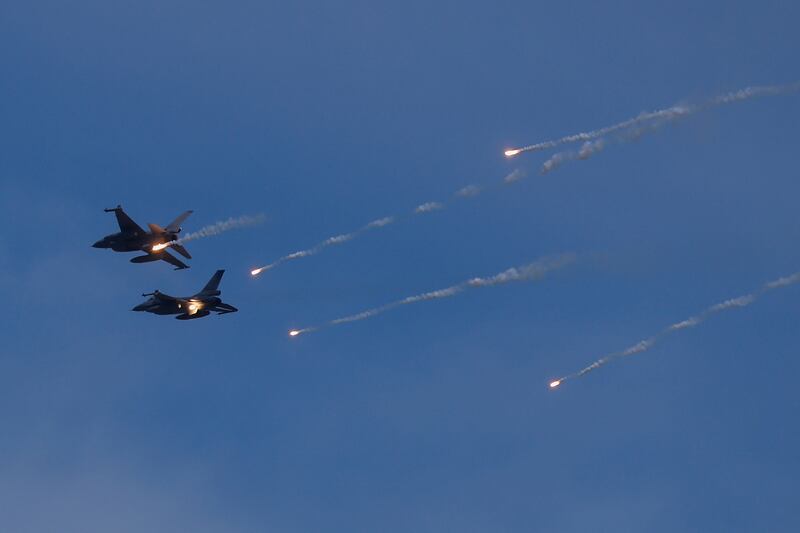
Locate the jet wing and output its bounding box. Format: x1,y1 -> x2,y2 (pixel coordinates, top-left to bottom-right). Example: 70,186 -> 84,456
159,250 -> 190,270
152,291 -> 178,303
212,302 -> 238,314
108,206 -> 146,235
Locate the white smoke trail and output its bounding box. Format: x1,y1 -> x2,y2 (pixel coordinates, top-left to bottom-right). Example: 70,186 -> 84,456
539,108 -> 686,173
503,169 -> 526,184
415,202 -> 444,213
551,270 -> 800,387
509,105 -> 691,156
288,253 -> 576,336
153,214 -> 265,252
507,81 -> 800,161
456,185 -> 482,197
367,217 -> 394,228
179,214 -> 265,242
253,168 -> 527,276
251,217 -> 394,275
709,83 -> 800,105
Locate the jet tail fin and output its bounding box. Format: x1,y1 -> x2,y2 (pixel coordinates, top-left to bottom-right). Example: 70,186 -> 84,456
148,223 -> 166,234
200,269 -> 225,295
166,210 -> 193,233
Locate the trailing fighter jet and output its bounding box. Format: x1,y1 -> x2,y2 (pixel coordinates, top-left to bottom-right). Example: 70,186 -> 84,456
132,270 -> 238,320
93,205 -> 193,270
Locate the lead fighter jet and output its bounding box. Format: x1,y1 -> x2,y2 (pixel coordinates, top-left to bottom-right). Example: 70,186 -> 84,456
133,270 -> 238,320
93,205 -> 193,270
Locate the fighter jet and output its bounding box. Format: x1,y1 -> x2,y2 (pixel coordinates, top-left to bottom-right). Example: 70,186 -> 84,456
93,205 -> 193,270
133,270 -> 238,320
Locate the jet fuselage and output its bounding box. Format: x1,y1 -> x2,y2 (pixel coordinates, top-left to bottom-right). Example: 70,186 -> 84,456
93,230 -> 178,252
93,206 -> 192,269
133,295 -> 221,316
132,271 -> 234,320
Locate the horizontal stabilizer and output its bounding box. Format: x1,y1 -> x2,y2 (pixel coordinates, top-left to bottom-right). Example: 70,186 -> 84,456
159,250 -> 190,270
171,243 -> 192,259
214,302 -> 238,314
130,254 -> 161,264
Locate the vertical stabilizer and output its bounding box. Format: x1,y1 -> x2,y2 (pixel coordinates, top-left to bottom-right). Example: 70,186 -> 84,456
201,270 -> 225,294
166,210 -> 193,233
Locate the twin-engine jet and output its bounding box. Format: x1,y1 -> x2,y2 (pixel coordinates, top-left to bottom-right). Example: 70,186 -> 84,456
133,270 -> 238,320
93,205 -> 193,270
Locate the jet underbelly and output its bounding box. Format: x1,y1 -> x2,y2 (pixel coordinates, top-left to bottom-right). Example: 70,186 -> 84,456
153,306 -> 180,315
176,309 -> 211,320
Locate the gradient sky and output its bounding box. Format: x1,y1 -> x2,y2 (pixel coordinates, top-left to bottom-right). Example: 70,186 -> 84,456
2,1 -> 799,531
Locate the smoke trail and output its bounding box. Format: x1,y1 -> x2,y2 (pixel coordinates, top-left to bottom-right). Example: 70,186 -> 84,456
415,202 -> 444,213
538,82 -> 800,174
507,81 -> 800,161
153,214 -> 265,252
539,107 -> 688,174
456,185 -> 482,197
550,270 -> 800,388
250,217 -> 394,276
540,134 -> 625,174
709,83 -> 800,105
509,105 -> 691,156
367,217 -> 394,228
179,214 -> 265,243
288,253 -> 575,336
503,169 -> 526,184
252,168 -> 526,277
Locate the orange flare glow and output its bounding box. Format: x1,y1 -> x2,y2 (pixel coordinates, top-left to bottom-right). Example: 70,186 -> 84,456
289,330 -> 301,337
251,268 -> 263,276
152,243 -> 170,252
504,148 -> 522,157
549,380 -> 561,389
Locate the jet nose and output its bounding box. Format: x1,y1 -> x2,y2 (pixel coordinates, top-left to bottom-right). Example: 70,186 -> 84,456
132,303 -> 148,311
92,239 -> 106,248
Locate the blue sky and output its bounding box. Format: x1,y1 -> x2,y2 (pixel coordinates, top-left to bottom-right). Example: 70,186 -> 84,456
2,1 -> 799,531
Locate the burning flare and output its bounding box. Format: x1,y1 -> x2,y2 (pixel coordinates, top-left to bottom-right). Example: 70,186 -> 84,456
152,242 -> 171,252
504,148 -> 522,157
289,330 -> 301,337
251,268 -> 263,276
549,380 -> 561,389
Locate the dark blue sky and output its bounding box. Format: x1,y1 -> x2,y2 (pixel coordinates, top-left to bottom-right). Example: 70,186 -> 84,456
2,1 -> 799,531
